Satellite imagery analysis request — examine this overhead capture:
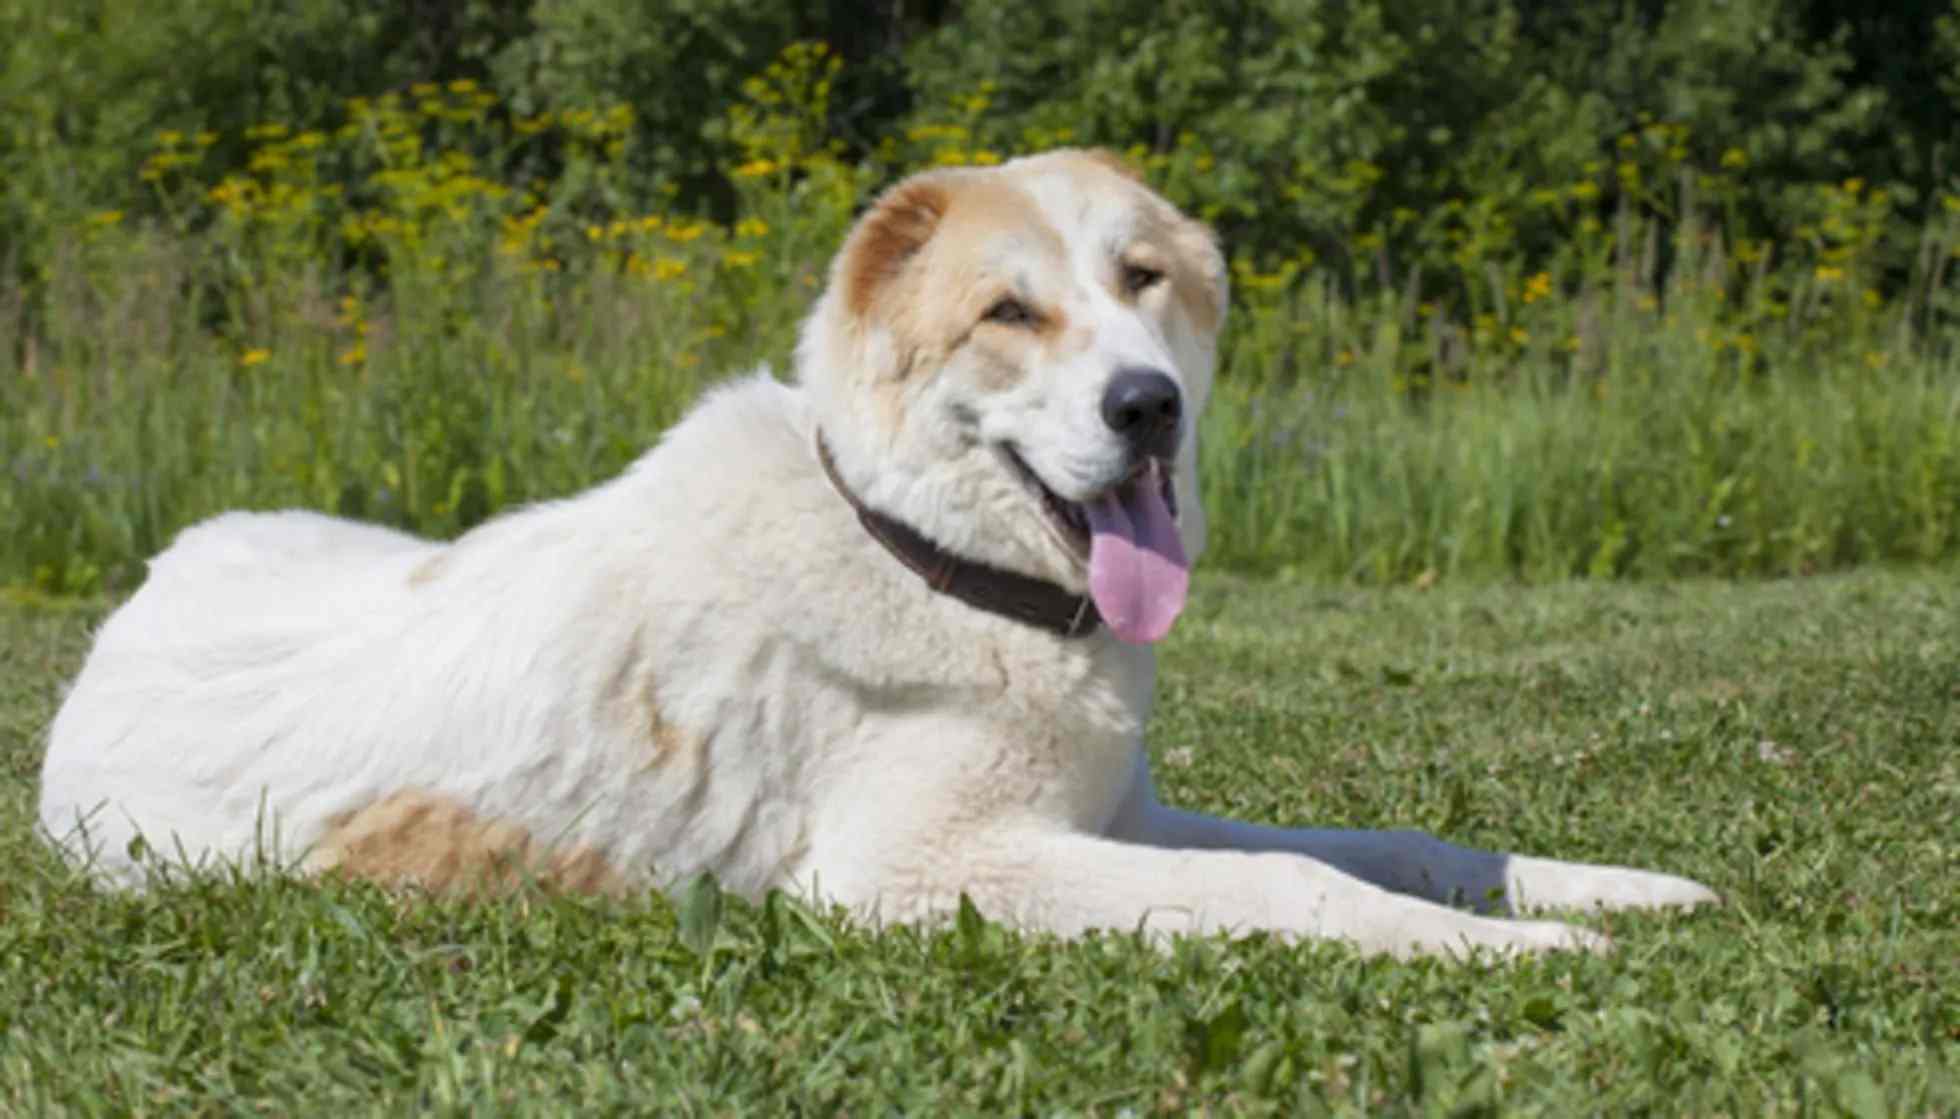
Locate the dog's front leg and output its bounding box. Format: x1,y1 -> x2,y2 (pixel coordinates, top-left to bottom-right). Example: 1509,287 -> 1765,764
944,828 -> 1608,958
1105,752 -> 1718,915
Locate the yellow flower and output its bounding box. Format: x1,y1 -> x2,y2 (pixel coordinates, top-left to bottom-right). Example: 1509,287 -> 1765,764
971,150 -> 1002,166
723,249 -> 759,268
1509,327 -> 1530,346
447,78 -> 479,93
238,348 -> 271,367
734,159 -> 778,178
652,257 -> 688,281
156,129 -> 185,147
1334,348 -> 1355,368
1841,177 -> 1864,196
665,222 -> 706,243
338,343 -> 367,366
1522,272 -> 1553,304
735,218 -> 769,238
86,210 -> 125,227
1721,147 -> 1748,169
1814,265 -> 1844,282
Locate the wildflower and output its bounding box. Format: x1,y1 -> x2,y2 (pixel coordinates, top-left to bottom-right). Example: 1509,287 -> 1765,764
447,79 -> 479,93
972,150 -> 1002,166
1721,147 -> 1748,169
1841,177 -> 1864,196
723,250 -> 759,268
86,210 -> 125,227
1521,272 -> 1553,304
1334,349 -> 1355,368
155,129 -> 185,147
665,222 -> 706,243
735,218 -> 769,239
734,159 -> 778,178
238,348 -> 271,367
1813,265 -> 1844,282
1509,327 -> 1529,346
338,343 -> 367,366
652,258 -> 688,281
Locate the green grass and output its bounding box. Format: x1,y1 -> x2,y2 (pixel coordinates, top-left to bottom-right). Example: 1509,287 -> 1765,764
2,572 -> 1954,1114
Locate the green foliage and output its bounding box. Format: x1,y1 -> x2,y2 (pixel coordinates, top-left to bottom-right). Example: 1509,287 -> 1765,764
2,574 -> 1955,1111
4,14 -> 1960,592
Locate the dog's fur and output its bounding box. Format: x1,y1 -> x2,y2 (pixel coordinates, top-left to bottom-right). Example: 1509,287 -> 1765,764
39,150 -> 1714,956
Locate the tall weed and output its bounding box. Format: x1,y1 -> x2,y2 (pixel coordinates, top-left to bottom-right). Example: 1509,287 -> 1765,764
2,45 -> 1956,593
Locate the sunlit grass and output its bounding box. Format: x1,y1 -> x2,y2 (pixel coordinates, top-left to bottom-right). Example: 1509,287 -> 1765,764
2,572 -> 1954,1112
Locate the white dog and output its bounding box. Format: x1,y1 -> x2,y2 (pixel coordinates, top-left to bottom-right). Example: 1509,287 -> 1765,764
39,150 -> 1715,956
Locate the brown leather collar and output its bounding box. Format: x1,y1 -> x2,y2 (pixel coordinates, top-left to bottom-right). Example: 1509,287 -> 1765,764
815,432 -> 1101,639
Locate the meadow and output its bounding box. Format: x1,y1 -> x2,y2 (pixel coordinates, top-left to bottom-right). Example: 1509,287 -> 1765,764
1,573 -> 1954,1113
2,24 -> 1958,1115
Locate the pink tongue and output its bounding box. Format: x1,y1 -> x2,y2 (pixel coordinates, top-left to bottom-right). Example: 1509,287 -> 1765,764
1084,463 -> 1189,644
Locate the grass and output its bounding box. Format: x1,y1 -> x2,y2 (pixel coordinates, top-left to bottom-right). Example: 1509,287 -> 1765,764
1,571 -> 1954,1113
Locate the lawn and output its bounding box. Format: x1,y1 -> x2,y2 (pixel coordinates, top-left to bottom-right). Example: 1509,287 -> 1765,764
0,571 -> 1954,1114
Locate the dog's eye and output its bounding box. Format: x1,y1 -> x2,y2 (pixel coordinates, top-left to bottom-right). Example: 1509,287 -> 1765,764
1121,263 -> 1165,296
983,297 -> 1037,328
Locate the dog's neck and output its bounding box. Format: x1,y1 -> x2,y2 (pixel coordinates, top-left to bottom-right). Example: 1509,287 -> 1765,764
814,432 -> 1101,639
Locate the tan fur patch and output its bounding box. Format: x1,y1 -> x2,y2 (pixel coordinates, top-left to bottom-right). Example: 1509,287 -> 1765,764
1167,219 -> 1227,336
843,177 -> 952,318
311,791 -> 627,896
1040,148 -> 1226,335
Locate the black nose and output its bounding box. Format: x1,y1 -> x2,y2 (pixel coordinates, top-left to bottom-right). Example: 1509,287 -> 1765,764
1100,368 -> 1182,459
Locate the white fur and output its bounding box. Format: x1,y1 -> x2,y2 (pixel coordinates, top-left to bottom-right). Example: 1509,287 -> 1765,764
39,152 -> 1714,957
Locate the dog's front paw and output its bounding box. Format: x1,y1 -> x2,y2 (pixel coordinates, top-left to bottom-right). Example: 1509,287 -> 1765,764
1507,858 -> 1720,914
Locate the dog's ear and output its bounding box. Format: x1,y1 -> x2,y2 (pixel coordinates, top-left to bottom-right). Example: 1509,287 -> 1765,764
841,175 -> 953,317
1170,217 -> 1228,336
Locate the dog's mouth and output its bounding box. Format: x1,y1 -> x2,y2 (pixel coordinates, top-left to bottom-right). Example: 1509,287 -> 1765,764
998,444 -> 1189,644
998,445 -> 1178,557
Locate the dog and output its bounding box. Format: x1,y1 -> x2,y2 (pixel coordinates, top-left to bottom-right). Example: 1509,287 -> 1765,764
38,150 -> 1716,956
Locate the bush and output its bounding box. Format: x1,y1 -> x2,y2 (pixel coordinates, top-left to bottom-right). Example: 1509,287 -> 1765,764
3,11 -> 1958,592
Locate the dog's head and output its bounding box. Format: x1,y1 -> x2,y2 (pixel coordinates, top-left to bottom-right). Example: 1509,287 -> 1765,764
797,149 -> 1226,643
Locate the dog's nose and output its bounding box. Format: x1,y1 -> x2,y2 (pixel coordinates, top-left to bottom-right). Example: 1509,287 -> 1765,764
1100,368 -> 1182,459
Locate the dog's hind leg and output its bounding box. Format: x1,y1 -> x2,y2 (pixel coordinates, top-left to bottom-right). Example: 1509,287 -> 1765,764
1104,753 -> 1718,916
